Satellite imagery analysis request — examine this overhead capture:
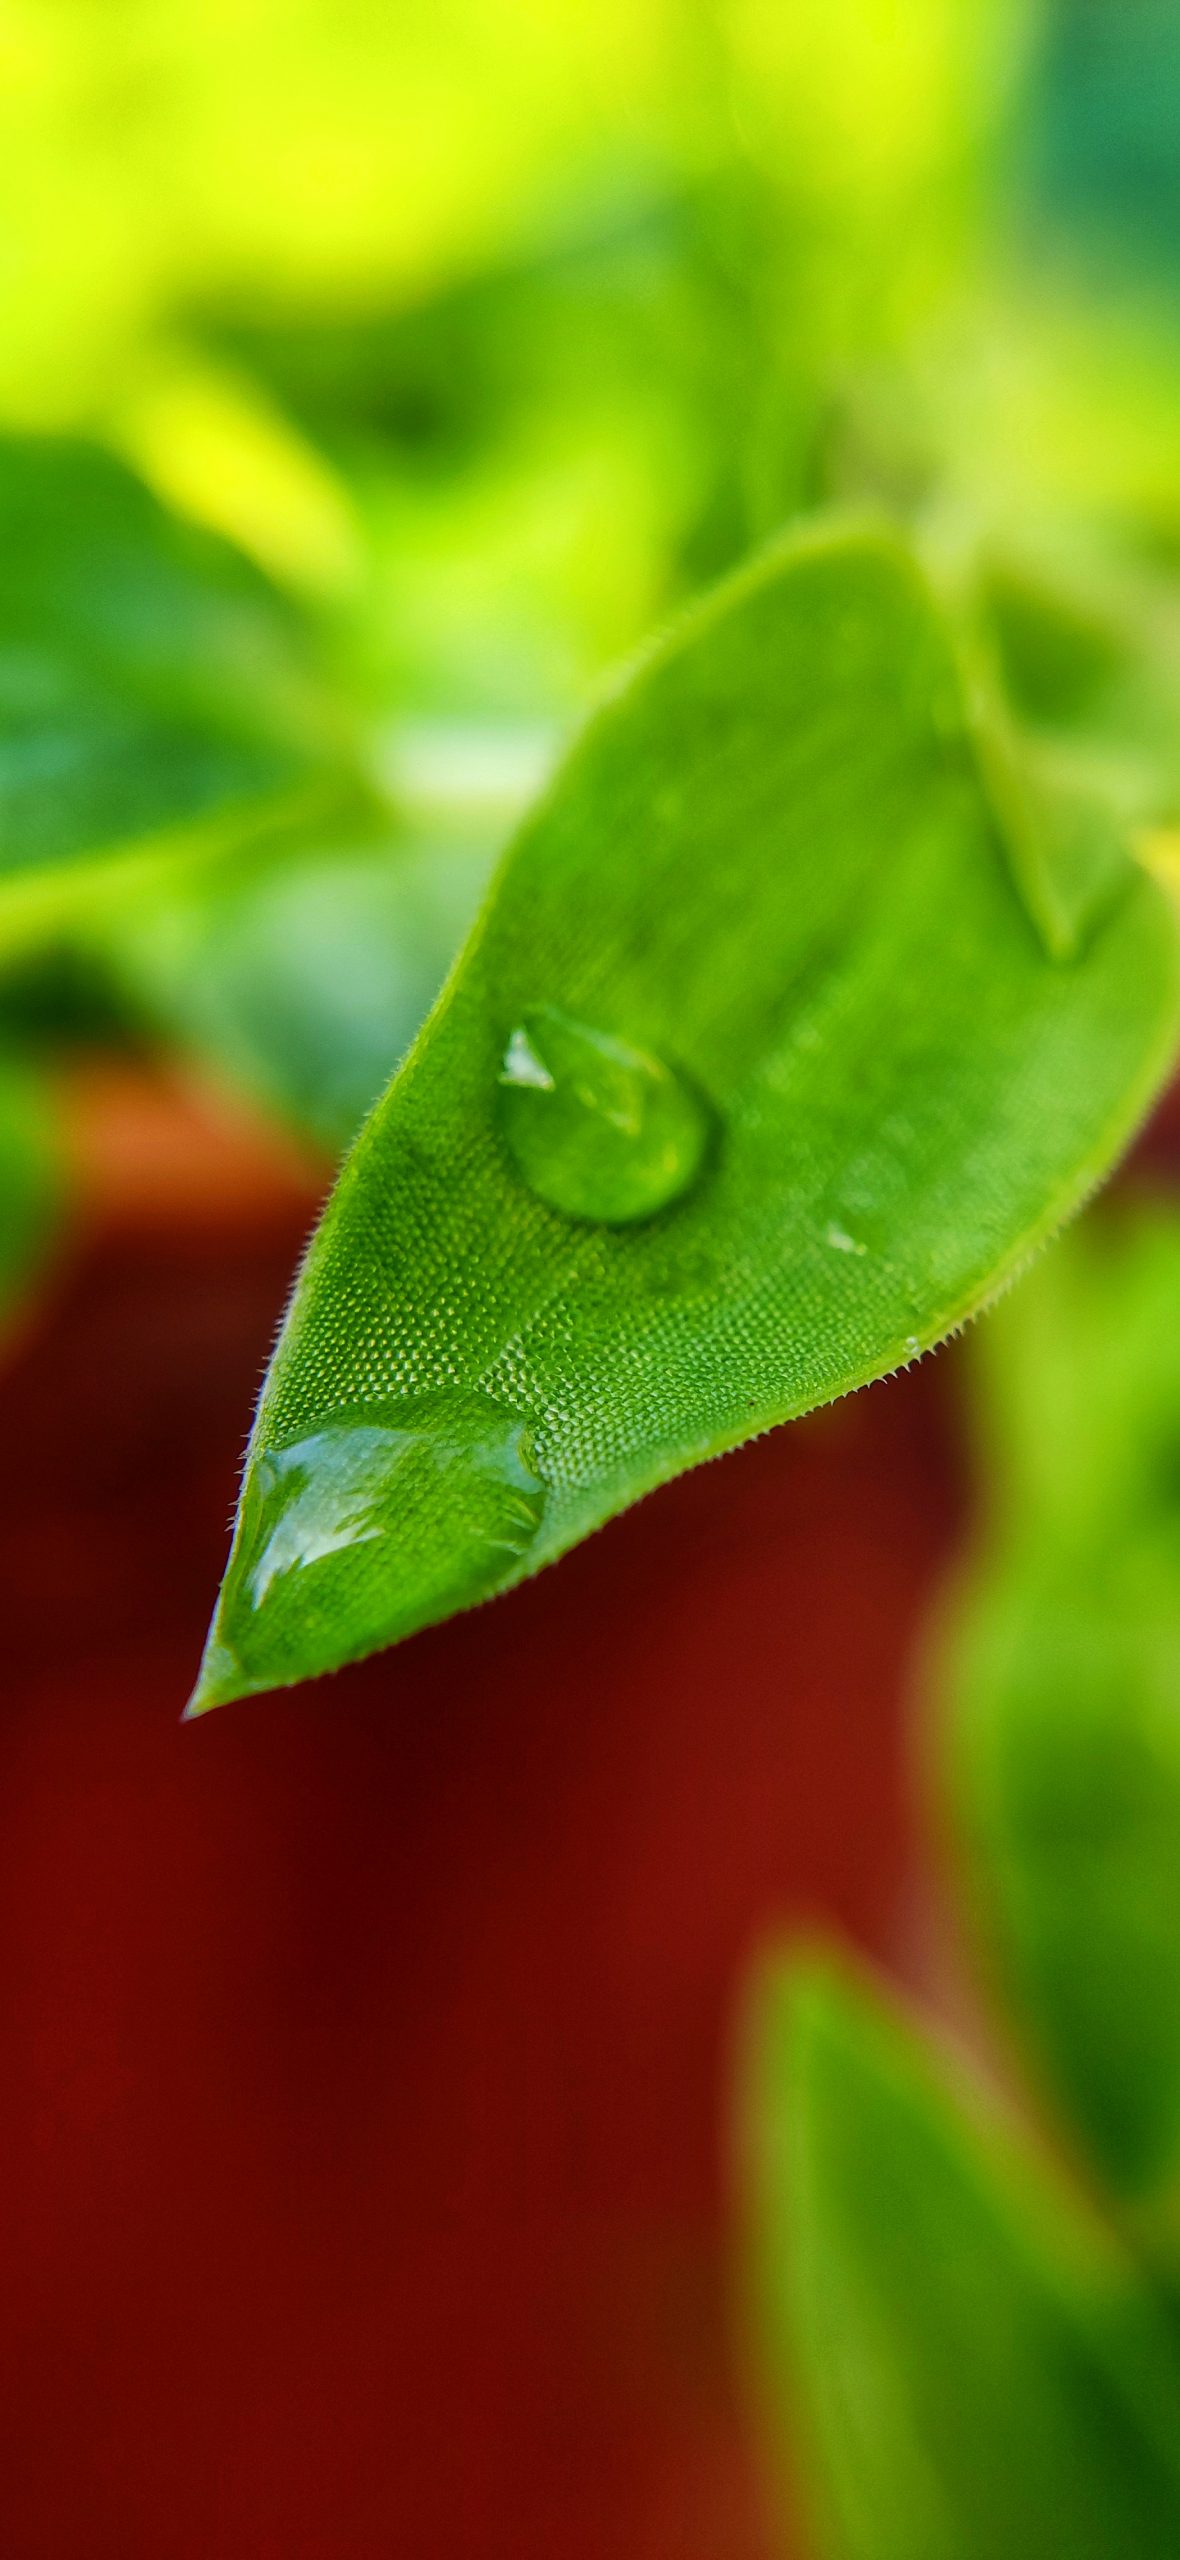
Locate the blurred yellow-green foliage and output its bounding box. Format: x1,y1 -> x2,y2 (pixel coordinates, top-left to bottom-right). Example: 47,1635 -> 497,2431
1,1 -> 1023,392
6,0 -> 1180,737
0,0 -> 1037,702
6,0 -> 1180,687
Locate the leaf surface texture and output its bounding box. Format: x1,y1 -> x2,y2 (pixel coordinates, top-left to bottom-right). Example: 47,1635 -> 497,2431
192,519 -> 1180,1708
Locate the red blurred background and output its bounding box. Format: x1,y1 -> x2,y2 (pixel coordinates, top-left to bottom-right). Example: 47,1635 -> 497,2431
0,1063 -> 966,2560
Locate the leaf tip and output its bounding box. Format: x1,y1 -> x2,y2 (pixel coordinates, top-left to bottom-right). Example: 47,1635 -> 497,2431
182,1629 -> 247,1721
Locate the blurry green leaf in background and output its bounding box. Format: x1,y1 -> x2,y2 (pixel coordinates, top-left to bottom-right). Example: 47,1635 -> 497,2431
0,1058 -> 62,1326
0,433 -> 333,892
748,1954 -> 1180,2560
96,803 -> 499,1158
746,1197 -> 1180,2555
1031,0 -> 1180,284
948,1212 -> 1180,2250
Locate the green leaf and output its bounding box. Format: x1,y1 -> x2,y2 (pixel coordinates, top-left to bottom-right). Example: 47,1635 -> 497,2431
747,1952 -> 1180,2560
91,806 -> 497,1157
192,189 -> 689,463
948,1214 -> 1180,2241
191,170 -> 813,586
0,1058 -> 63,1327
958,535 -> 1180,961
0,433 -> 331,888
1032,0 -> 1180,280
189,515 -> 1180,1712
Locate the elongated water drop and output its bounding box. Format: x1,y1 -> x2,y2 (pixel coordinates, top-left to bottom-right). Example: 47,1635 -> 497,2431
498,1004 -> 711,1225
188,1389 -> 545,1711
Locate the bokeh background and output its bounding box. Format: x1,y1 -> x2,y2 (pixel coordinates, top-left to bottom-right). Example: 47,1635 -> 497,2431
0,2 -> 1178,2553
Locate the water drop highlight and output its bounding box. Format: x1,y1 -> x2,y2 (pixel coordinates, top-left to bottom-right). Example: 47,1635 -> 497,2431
498,1004 -> 711,1225
189,1389 -> 545,1710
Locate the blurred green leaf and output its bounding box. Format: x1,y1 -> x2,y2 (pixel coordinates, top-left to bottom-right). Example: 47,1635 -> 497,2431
970,539 -> 1180,927
1031,0 -> 1180,282
0,433 -> 335,887
192,172 -> 810,592
96,808 -> 497,1157
748,1952 -> 1180,2560
948,1215 -> 1180,2237
204,170 -> 818,740
192,190 -> 694,466
958,1206 -> 1180,1561
0,1058 -> 63,1326
953,1573 -> 1180,2231
187,515 -> 1180,1710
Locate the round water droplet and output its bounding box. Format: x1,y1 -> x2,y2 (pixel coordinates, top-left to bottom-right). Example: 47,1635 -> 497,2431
199,1390 -> 545,1703
498,1004 -> 711,1225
